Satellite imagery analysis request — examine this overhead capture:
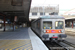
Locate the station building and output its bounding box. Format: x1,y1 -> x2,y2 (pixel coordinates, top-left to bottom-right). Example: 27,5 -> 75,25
29,5 -> 59,21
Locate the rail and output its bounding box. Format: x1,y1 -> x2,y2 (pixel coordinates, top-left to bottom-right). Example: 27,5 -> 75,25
43,41 -> 68,50
62,40 -> 75,48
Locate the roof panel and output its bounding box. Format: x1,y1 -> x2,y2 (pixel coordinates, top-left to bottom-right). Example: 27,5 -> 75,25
40,15 -> 65,19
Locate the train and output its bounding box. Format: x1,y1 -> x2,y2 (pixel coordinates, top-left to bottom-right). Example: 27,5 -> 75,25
31,15 -> 67,41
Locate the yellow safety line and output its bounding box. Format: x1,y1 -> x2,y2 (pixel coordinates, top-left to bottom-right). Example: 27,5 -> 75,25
0,40 -> 9,46
16,43 -> 32,49
6,41 -> 29,49
0,40 -> 32,50
0,40 -> 21,49
5,41 -> 23,49
11,42 -> 30,49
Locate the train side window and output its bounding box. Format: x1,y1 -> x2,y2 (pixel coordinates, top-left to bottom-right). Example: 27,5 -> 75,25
43,21 -> 52,29
55,21 -> 63,29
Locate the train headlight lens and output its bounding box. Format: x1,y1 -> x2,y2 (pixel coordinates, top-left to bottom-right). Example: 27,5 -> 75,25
59,30 -> 61,32
47,31 -> 49,32
44,30 -> 46,33
61,30 -> 64,33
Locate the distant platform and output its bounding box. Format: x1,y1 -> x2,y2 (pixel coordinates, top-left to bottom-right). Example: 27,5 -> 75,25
65,28 -> 75,36
65,35 -> 75,45
65,28 -> 75,45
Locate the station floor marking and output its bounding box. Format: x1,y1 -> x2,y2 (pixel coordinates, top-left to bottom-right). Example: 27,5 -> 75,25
0,40 -> 33,50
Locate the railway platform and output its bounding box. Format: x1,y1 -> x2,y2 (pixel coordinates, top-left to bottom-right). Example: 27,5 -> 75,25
65,35 -> 75,44
65,27 -> 75,45
65,27 -> 75,36
0,27 -> 48,50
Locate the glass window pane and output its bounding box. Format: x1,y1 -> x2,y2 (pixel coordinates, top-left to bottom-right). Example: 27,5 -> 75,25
43,21 -> 52,29
40,12 -> 45,15
55,21 -> 63,29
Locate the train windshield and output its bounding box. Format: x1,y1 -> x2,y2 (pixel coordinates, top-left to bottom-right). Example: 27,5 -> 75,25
55,21 -> 63,29
43,21 -> 52,29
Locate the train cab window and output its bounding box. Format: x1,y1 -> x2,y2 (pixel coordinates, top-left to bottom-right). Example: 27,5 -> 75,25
55,21 -> 63,29
43,21 -> 52,29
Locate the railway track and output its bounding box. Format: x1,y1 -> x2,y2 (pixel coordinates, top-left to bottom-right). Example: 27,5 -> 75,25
43,40 -> 75,50
62,40 -> 75,49
43,41 -> 68,50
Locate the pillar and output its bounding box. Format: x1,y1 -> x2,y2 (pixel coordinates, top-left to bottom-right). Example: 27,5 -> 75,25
13,16 -> 17,31
72,21 -> 73,28
13,22 -> 15,31
4,16 -> 5,31
13,22 -> 14,31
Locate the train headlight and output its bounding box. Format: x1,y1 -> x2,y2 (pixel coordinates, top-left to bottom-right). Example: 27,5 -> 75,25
44,30 -> 46,33
59,30 -> 61,32
61,30 -> 64,33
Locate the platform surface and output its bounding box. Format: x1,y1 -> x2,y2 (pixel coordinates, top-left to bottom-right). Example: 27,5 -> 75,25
65,35 -> 75,45
0,27 -> 32,50
0,28 -> 30,39
0,40 -> 32,50
65,28 -> 75,45
0,27 -> 48,50
28,28 -> 48,50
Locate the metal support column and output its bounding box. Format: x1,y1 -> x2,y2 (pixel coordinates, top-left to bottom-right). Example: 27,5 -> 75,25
72,21 -> 73,28
13,22 -> 15,31
4,16 -> 5,31
13,22 -> 14,31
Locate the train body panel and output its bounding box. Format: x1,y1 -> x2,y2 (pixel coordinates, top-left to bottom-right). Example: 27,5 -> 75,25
31,15 -> 67,41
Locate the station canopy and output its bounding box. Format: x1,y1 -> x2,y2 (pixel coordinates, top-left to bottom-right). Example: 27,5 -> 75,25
0,0 -> 31,24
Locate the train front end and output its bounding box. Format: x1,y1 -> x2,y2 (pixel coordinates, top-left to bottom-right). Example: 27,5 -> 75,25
41,18 -> 67,41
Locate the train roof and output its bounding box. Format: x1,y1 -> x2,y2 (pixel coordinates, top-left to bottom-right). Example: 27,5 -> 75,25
40,15 -> 65,19
32,15 -> 65,22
